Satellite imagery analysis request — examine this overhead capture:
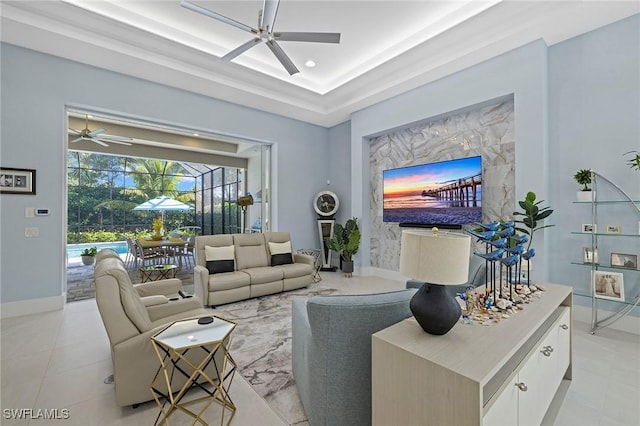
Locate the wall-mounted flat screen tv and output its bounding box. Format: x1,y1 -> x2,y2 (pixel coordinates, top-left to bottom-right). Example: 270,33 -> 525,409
383,156 -> 482,228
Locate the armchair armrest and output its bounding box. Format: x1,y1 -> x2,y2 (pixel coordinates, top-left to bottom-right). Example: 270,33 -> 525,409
147,296 -> 205,322
134,279 -> 182,297
291,298 -> 312,415
193,265 -> 210,305
141,295 -> 169,307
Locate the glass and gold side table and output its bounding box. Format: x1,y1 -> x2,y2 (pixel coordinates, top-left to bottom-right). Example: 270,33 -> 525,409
150,316 -> 237,425
140,264 -> 178,282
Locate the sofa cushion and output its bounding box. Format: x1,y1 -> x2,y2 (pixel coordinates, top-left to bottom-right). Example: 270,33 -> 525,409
268,241 -> 293,266
275,262 -> 313,279
207,271 -> 251,291
243,266 -> 284,285
205,245 -> 235,274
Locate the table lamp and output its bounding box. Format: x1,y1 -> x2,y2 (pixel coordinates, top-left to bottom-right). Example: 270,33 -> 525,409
400,228 -> 471,335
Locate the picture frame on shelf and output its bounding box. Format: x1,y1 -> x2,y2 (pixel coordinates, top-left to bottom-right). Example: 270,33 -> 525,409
0,167 -> 36,195
610,253 -> 638,270
583,247 -> 599,264
592,271 -> 624,301
605,224 -> 622,234
582,224 -> 597,233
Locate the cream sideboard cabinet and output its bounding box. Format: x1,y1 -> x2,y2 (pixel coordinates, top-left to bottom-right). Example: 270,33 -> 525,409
372,283 -> 572,426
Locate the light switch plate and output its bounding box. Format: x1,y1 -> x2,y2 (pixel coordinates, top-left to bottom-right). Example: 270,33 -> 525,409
25,227 -> 39,237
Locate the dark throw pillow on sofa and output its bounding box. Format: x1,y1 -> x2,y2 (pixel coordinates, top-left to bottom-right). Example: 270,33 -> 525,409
206,259 -> 234,274
269,241 -> 293,266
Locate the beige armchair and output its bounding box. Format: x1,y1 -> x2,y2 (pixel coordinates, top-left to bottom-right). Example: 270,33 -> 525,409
94,252 -> 222,407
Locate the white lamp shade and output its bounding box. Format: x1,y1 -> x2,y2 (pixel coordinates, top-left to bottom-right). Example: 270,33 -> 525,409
400,230 -> 471,285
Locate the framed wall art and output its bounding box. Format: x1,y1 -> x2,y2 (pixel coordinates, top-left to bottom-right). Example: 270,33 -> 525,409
610,253 -> 637,270
583,247 -> 599,264
592,271 -> 624,301
581,224 -> 597,233
0,168 -> 36,195
605,224 -> 622,234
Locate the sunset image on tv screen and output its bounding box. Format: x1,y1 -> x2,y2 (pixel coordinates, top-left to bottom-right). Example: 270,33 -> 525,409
383,156 -> 482,226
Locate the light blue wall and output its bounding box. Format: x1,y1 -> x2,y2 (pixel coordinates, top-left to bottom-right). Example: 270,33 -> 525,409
326,121 -> 352,225
548,14 -> 640,313
350,40 -> 549,275
0,43 -> 328,306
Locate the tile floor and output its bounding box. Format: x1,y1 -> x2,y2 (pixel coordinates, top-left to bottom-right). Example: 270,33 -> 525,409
1,273 -> 639,425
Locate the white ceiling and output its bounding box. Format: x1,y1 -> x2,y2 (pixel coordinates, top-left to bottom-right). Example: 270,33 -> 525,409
2,1 -> 639,127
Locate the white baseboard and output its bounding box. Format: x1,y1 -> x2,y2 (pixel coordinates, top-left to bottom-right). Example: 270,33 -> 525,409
1,295 -> 64,319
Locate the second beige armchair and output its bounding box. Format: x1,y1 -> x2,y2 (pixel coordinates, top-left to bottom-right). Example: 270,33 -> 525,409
94,251 -> 222,407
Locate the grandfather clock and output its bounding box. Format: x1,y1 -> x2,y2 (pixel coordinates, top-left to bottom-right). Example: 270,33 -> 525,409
313,191 -> 339,271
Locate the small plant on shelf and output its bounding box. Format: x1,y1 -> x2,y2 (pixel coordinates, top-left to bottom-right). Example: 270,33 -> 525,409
573,169 -> 592,191
624,151 -> 640,172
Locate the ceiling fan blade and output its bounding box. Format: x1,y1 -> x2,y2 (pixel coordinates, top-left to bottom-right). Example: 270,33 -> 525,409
266,40 -> 299,75
93,139 -> 110,147
70,136 -> 83,143
68,128 -> 81,135
222,38 -> 263,61
102,139 -> 132,146
100,134 -> 134,142
274,32 -> 341,43
181,0 -> 257,35
260,0 -> 280,32
88,128 -> 106,137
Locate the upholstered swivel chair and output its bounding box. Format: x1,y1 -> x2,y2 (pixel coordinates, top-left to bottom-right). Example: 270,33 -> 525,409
292,289 -> 417,426
94,251 -> 222,407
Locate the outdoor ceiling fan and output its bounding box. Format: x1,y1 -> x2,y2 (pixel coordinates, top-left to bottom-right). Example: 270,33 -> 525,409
68,115 -> 133,147
181,0 -> 341,75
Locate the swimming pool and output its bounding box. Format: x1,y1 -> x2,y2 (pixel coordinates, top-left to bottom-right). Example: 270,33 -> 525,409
67,241 -> 128,258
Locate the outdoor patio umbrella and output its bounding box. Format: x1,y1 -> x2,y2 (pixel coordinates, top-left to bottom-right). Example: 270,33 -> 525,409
133,195 -> 193,221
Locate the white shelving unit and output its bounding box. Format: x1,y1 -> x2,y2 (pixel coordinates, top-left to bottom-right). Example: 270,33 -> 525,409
572,171 -> 640,334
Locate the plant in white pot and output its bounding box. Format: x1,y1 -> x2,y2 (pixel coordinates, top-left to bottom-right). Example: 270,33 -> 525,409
327,217 -> 361,277
573,169 -> 594,202
80,247 -> 98,266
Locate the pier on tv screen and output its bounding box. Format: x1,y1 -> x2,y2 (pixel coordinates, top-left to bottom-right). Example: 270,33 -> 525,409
383,156 -> 482,226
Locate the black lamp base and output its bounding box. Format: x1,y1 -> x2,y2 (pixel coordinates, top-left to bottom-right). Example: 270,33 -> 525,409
410,283 -> 461,335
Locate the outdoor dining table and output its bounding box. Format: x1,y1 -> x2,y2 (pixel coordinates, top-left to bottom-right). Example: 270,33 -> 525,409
138,237 -> 189,267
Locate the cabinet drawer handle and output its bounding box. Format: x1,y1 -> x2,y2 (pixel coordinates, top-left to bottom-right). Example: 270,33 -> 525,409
544,345 -> 554,352
541,348 -> 552,357
560,324 -> 569,330
515,382 -> 528,392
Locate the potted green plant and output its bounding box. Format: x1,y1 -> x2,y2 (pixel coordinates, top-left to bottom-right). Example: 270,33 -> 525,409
80,246 -> 98,266
327,217 -> 361,277
624,151 -> 640,171
573,169 -> 594,202
512,192 -> 554,282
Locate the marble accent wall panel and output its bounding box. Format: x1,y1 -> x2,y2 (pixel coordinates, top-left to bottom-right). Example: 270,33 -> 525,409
369,99 -> 515,271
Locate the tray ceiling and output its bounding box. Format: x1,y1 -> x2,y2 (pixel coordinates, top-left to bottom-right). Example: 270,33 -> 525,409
2,1 -> 638,127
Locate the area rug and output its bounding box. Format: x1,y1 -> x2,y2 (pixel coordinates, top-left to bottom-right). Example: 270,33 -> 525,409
212,282 -> 343,425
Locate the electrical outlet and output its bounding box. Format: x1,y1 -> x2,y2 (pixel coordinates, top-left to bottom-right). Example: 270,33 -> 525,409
25,227 -> 39,238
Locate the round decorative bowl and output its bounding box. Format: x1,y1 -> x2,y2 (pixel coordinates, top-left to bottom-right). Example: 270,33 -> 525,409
151,234 -> 163,241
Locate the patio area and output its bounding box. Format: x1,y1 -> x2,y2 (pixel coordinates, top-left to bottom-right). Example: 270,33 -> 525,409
66,254 -> 195,302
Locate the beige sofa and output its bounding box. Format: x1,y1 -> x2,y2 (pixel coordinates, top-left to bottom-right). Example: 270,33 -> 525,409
194,232 -> 314,307
94,249 -> 223,407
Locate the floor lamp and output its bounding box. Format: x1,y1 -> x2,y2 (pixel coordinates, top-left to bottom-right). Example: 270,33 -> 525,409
238,194 -> 254,233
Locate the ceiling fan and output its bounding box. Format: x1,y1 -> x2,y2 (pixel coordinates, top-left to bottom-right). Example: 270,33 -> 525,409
68,115 -> 133,147
181,0 -> 341,75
